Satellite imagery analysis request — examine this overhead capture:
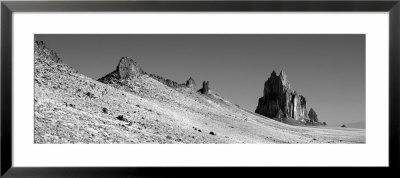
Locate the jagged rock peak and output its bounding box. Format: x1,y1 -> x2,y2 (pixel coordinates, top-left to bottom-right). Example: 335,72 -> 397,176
270,70 -> 278,79
34,41 -> 62,63
117,57 -> 144,79
256,70 -> 307,122
185,77 -> 196,89
266,70 -> 291,90
198,81 -> 210,94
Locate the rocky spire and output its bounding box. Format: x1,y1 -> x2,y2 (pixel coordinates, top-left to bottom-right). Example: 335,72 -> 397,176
185,77 -> 196,89
198,81 -> 209,94
97,57 -> 144,84
308,108 -> 319,123
117,57 -> 144,79
256,70 -> 308,122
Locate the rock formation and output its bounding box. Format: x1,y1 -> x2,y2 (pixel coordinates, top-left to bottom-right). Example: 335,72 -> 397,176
98,57 -> 144,83
147,74 -> 194,89
198,81 -> 210,94
34,41 -> 62,63
308,108 -> 319,123
98,57 -> 197,90
117,57 -> 144,79
255,71 -> 309,123
185,77 -> 196,89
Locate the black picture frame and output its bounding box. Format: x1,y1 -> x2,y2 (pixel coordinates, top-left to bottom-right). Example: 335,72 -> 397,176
1,0 -> 399,177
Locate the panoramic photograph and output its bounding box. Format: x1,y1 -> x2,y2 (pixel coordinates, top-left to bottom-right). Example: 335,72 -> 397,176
34,34 -> 365,144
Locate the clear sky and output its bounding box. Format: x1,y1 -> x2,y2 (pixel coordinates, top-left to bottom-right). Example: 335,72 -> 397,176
35,34 -> 365,126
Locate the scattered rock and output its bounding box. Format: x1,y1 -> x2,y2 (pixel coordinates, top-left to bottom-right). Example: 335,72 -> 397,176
85,92 -> 95,98
127,121 -> 133,126
116,115 -> 129,122
209,131 -> 216,136
341,124 -> 346,128
102,107 -> 108,114
193,127 -> 203,133
101,89 -> 108,96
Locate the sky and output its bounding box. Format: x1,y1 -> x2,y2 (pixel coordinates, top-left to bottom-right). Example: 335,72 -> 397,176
35,34 -> 365,126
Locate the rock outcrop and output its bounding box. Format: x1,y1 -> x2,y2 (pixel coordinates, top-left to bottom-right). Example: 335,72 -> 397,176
34,41 -> 62,63
198,81 -> 210,94
308,108 -> 318,123
117,57 -> 144,79
98,57 -> 144,84
147,74 -> 195,89
98,57 -> 197,91
185,77 -> 196,89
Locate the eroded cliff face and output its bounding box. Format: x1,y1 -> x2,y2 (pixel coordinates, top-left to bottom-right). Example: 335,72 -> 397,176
255,71 -> 308,122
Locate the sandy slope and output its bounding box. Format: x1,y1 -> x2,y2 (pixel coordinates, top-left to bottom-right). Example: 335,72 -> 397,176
34,53 -> 365,144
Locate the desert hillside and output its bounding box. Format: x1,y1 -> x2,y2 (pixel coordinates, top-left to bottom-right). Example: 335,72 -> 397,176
34,41 -> 365,144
